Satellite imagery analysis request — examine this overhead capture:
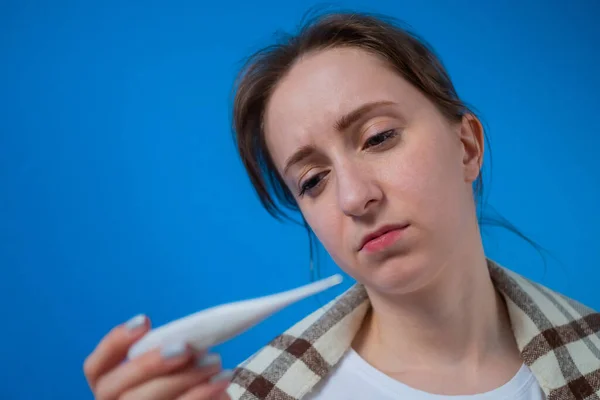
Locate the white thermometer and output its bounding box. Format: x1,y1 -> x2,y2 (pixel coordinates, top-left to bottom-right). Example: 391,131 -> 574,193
127,274 -> 343,359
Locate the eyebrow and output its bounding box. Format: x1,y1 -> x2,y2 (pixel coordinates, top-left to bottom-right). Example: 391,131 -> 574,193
283,144 -> 316,176
282,100 -> 397,176
334,100 -> 396,131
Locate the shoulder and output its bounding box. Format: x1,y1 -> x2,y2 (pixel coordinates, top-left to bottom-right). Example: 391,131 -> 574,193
488,258 -> 597,321
227,283 -> 370,400
489,258 -> 597,349
488,258 -> 600,397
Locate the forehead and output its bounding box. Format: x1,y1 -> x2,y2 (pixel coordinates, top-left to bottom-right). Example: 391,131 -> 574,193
263,47 -> 424,166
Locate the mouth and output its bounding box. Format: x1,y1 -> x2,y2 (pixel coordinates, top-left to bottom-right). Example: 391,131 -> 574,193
359,223 -> 410,253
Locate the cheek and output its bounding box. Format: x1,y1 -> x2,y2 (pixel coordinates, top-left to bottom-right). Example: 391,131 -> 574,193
386,134 -> 464,227
302,203 -> 349,265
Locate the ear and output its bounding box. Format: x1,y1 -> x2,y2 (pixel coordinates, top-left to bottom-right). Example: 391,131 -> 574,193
459,113 -> 484,183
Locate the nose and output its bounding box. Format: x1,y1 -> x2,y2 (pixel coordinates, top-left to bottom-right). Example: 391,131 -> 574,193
336,162 -> 383,217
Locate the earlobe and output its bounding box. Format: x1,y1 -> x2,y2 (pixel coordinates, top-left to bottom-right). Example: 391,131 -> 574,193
460,114 -> 484,182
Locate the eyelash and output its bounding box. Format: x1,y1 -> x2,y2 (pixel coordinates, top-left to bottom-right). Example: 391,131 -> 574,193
298,129 -> 400,197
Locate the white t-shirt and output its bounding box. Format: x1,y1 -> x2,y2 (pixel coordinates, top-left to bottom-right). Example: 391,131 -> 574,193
305,348 -> 546,399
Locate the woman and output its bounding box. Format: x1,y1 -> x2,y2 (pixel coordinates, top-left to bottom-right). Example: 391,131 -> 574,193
83,11 -> 599,400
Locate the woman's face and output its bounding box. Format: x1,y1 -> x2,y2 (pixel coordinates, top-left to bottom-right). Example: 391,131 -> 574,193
264,47 -> 483,295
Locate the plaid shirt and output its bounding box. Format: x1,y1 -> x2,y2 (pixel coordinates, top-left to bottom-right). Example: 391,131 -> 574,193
227,259 -> 600,400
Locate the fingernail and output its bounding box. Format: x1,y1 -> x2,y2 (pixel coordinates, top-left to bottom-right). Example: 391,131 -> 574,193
124,314 -> 146,331
196,353 -> 221,368
160,342 -> 188,359
210,369 -> 234,383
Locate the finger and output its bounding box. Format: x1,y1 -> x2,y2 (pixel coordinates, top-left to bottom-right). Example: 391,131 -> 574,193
84,314 -> 149,389
176,370 -> 234,400
120,354 -> 222,400
215,392 -> 231,400
95,341 -> 197,400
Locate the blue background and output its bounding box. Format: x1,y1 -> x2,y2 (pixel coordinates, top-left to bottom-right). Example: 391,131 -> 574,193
1,1 -> 598,398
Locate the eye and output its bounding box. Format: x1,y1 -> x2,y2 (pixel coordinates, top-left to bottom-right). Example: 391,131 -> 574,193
298,171 -> 328,197
363,129 -> 399,149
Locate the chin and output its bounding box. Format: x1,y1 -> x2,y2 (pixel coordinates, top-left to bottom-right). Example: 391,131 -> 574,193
361,251 -> 441,295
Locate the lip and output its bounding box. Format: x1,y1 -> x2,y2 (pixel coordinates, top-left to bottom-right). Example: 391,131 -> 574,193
358,223 -> 410,252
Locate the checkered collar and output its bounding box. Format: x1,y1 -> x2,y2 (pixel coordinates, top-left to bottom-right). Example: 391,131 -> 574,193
228,259 -> 600,400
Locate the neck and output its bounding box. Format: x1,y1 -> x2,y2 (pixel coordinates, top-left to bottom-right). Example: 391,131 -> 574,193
354,233 -> 518,372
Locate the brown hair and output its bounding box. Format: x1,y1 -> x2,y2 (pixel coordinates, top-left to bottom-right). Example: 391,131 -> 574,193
231,10 -> 548,276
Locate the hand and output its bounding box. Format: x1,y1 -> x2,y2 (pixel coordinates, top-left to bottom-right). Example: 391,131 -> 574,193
83,314 -> 232,400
